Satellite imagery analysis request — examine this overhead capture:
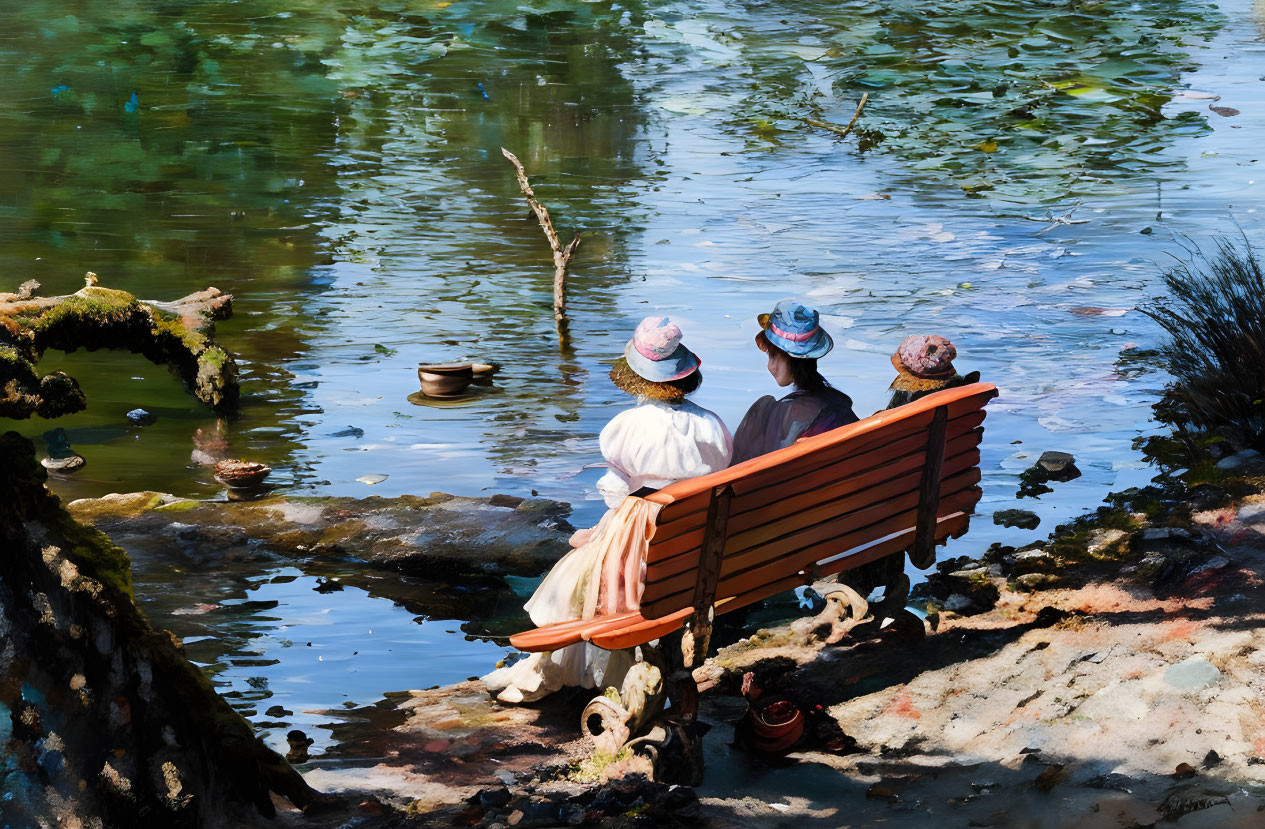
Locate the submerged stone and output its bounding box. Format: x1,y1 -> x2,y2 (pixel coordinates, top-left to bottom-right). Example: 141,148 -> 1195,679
1038,451 -> 1076,474
993,508 -> 1040,530
41,453 -> 85,472
69,491 -> 574,583
126,408 -> 156,426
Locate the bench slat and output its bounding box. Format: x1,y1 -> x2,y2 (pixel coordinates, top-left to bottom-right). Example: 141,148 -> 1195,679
645,385 -> 997,508
640,470 -> 981,619
648,409 -> 987,550
721,433 -> 981,557
589,511 -> 973,650
647,408 -> 937,531
508,611 -> 643,652
641,440 -> 981,592
584,607 -> 694,652
697,485 -> 980,614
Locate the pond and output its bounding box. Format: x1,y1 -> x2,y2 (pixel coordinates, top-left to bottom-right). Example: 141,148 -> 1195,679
4,0 -> 1263,757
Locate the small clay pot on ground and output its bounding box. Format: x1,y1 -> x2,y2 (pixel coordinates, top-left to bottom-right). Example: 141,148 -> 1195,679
747,697 -> 805,754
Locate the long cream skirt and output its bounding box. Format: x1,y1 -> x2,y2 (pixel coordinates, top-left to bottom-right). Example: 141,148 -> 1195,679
483,497 -> 663,704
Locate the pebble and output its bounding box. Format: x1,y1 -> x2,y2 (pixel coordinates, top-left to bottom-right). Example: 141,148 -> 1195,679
1189,555 -> 1231,575
1037,451 -> 1075,473
1033,764 -> 1068,793
1087,529 -> 1129,557
1164,658 -> 1221,691
125,408 -> 156,426
41,454 -> 85,473
993,508 -> 1040,530
479,787 -> 512,809
1016,573 -> 1060,592
1234,502 -> 1265,524
1138,527 -> 1192,541
1216,449 -> 1260,470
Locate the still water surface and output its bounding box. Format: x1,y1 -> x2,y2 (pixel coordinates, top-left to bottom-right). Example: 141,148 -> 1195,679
3,0 -> 1263,756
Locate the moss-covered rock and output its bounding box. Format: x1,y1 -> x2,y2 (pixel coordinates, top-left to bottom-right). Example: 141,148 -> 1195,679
0,432 -> 323,825
68,490 -> 574,583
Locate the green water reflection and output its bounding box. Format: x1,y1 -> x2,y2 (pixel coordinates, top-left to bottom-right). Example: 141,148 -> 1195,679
3,0 -> 651,500
0,0 -> 1243,520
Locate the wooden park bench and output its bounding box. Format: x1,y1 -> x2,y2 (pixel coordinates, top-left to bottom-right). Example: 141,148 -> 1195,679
510,382 -> 997,662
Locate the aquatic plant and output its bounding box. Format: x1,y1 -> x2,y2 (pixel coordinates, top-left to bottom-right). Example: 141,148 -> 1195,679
1142,236 -> 1265,452
655,0 -> 1221,202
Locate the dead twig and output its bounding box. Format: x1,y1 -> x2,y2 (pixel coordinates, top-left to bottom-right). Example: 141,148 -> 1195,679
804,92 -> 870,139
501,147 -> 581,347
1021,205 -> 1091,236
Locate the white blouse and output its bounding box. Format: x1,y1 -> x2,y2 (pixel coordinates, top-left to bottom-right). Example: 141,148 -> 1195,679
596,398 -> 733,507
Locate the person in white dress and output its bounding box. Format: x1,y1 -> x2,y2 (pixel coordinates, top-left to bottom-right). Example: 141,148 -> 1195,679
484,316 -> 732,704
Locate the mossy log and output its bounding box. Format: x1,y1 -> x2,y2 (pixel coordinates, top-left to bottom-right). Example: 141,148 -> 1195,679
0,275 -> 238,418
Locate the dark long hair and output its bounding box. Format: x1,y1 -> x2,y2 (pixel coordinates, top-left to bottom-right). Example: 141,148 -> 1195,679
758,332 -> 828,391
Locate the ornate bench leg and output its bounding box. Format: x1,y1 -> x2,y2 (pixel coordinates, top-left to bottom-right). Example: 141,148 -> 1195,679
672,607 -> 713,721
580,661 -> 666,756
582,694 -> 632,756
807,582 -> 870,644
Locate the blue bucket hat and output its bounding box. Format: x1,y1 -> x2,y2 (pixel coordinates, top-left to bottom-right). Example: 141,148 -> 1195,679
758,299 -> 834,359
623,316 -> 701,382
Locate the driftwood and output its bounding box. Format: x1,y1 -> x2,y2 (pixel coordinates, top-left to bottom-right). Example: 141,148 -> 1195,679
0,274 -> 238,418
501,148 -> 581,348
804,92 -> 870,140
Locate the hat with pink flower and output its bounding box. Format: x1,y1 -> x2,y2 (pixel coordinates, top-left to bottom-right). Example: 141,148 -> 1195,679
623,316 -> 701,383
889,334 -> 959,392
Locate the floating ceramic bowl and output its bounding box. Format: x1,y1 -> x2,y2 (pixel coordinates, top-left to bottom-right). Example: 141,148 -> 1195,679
416,362 -> 496,398
213,459 -> 272,489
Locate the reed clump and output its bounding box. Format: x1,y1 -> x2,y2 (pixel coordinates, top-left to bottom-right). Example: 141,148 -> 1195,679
1142,235 -> 1265,452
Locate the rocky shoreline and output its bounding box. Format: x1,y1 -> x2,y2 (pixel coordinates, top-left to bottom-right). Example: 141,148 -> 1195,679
259,455 -> 1265,828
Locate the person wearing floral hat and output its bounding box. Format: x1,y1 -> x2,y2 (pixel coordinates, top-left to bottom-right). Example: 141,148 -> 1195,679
484,316 -> 732,704
886,334 -> 979,409
731,299 -> 858,465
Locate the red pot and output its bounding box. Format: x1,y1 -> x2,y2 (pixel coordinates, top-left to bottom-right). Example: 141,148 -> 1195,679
748,698 -> 804,754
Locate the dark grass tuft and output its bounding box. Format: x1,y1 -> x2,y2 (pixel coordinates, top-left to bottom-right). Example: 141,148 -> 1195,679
1141,234 -> 1265,451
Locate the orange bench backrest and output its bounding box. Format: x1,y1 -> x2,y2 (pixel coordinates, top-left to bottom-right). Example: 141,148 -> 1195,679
636,383 -> 997,619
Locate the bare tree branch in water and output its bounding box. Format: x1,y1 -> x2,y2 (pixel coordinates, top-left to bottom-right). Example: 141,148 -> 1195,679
804,93 -> 870,140
501,147 -> 581,348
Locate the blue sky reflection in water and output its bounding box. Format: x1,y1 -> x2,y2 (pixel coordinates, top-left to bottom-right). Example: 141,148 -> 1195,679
2,0 -> 1264,753
172,567 -> 509,755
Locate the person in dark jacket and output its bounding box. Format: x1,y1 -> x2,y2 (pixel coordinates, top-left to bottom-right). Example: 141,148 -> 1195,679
731,299 -> 858,465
